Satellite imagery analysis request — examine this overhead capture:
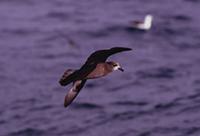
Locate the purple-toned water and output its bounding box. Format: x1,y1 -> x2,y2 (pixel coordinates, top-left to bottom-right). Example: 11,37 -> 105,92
0,0 -> 200,136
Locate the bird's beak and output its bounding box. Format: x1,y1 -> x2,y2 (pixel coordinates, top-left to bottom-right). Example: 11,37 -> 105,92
118,67 -> 124,72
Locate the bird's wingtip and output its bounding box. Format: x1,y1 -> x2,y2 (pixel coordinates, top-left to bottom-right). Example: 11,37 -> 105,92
64,102 -> 69,108
125,47 -> 132,51
111,47 -> 132,51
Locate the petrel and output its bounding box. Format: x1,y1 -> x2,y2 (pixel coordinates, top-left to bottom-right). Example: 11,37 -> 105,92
59,47 -> 132,107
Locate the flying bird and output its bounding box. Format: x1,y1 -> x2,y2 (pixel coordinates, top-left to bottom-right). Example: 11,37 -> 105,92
130,14 -> 153,30
59,47 -> 132,107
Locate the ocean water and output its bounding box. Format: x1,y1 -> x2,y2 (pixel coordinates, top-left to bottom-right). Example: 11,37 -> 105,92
0,0 -> 200,136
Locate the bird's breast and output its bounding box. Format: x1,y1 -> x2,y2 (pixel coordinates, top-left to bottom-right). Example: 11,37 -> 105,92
86,63 -> 111,79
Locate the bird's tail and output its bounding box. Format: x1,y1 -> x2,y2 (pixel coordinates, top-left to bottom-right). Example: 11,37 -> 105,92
59,69 -> 78,86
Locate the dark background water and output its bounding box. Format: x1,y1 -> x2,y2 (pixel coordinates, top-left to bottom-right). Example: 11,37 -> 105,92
0,0 -> 200,136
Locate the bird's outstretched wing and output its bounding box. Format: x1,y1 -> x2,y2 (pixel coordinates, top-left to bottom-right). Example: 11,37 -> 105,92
64,79 -> 87,107
85,47 -> 132,64
59,47 -> 132,86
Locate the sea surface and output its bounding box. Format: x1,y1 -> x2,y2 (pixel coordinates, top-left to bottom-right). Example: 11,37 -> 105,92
0,0 -> 200,136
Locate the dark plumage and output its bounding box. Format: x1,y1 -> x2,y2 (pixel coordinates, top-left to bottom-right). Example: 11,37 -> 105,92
59,47 -> 132,107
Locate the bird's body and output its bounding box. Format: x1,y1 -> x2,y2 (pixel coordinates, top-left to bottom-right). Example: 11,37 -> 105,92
86,62 -> 113,79
59,47 -> 132,107
131,14 -> 153,30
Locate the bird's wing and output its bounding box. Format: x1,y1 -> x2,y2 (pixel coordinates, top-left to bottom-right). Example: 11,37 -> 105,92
107,47 -> 132,57
64,79 -> 87,107
85,47 -> 132,64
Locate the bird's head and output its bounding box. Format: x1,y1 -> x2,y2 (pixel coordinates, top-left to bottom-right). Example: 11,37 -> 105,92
107,61 -> 124,72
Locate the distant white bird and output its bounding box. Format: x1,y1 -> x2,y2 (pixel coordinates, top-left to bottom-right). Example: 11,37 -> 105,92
130,14 -> 153,30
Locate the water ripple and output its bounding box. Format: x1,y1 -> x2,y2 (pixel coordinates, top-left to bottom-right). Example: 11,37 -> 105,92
8,128 -> 44,136
72,102 -> 103,110
136,67 -> 177,79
